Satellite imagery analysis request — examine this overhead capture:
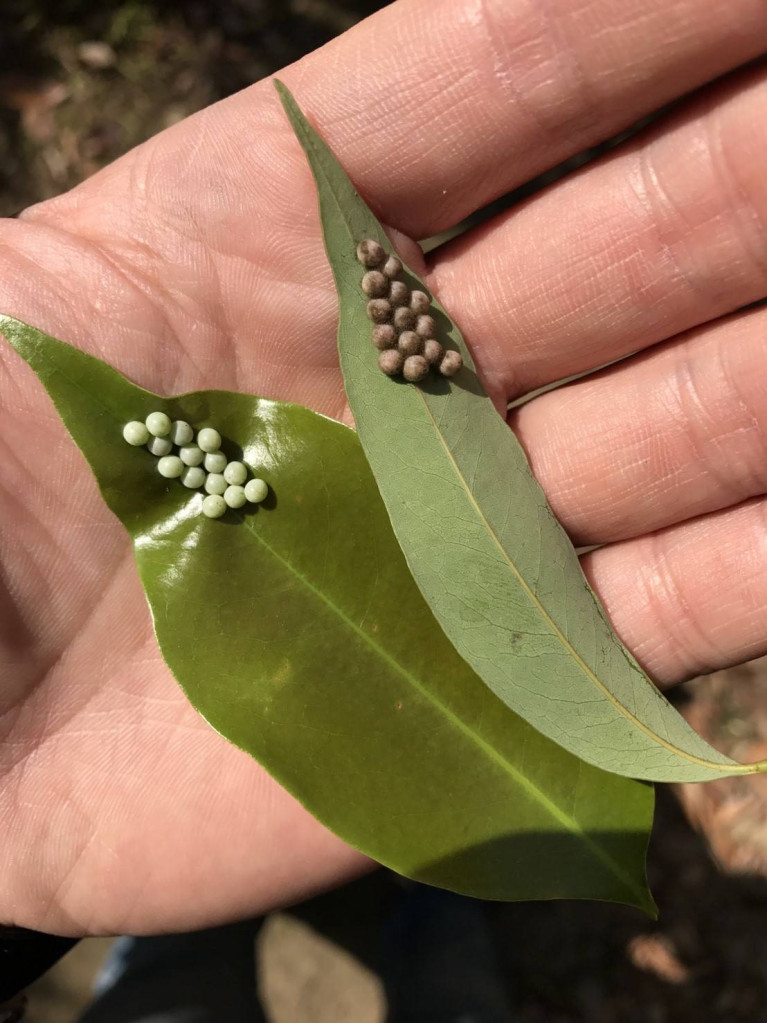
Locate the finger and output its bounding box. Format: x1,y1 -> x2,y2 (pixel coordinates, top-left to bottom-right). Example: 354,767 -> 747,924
430,66 -> 767,401
30,0 -> 767,243
582,497 -> 767,686
511,305 -> 767,547
281,0 -> 767,236
13,0 -> 767,424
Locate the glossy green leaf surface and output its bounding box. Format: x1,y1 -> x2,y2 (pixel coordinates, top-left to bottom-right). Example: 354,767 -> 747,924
2,313 -> 654,909
276,81 -> 764,784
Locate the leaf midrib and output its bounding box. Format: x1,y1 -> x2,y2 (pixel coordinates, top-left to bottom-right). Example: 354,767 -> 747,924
284,96 -> 757,780
413,394 -> 744,774
235,503 -> 644,900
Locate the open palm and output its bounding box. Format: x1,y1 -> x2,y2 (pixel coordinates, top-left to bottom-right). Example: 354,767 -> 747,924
3,0 -> 767,936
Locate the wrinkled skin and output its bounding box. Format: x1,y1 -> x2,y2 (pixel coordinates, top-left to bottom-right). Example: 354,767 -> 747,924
2,0 -> 767,936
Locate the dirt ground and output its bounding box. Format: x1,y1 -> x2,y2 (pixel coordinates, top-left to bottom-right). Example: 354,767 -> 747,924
5,3 -> 767,1021
0,0 -> 389,216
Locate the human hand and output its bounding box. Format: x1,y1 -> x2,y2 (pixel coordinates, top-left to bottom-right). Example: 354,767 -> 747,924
2,0 -> 767,936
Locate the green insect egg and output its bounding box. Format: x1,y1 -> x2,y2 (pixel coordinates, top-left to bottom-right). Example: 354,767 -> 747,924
224,485 -> 247,509
204,473 -> 227,496
170,420 -> 194,445
181,466 -> 206,489
197,428 -> 222,453
201,494 -> 226,519
146,411 -> 171,437
204,451 -> 227,474
157,455 -> 184,479
147,435 -> 173,457
179,444 -> 204,467
223,461 -> 247,486
123,421 -> 149,446
244,478 -> 268,504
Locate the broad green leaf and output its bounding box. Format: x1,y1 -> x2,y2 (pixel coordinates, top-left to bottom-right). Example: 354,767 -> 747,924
2,314 -> 654,910
276,81 -> 767,784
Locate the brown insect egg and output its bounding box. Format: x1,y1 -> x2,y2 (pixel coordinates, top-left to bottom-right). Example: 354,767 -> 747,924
362,270 -> 389,297
382,254 -> 403,278
403,355 -> 429,382
388,280 -> 410,307
357,239 -> 385,267
439,350 -> 463,377
397,330 -> 422,357
393,306 -> 416,331
422,338 -> 444,365
372,324 -> 397,350
415,314 -> 436,339
379,349 -> 404,376
367,299 -> 392,323
410,290 -> 431,315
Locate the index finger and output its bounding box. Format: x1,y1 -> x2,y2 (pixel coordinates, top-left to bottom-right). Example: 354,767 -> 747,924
33,0 -> 767,244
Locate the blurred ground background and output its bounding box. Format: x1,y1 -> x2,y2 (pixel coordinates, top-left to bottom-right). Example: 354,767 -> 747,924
0,0 -> 385,216
3,2 -> 767,1021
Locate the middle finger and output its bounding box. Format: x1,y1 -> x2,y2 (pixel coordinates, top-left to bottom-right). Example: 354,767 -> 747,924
429,65 -> 767,403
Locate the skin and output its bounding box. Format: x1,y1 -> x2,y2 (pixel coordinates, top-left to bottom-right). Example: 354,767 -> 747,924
1,0 -> 767,936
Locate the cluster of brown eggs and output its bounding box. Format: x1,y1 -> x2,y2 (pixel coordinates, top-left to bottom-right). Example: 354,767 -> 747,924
356,239 -> 463,383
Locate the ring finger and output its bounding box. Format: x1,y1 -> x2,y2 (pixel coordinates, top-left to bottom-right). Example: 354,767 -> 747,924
511,303 -> 767,546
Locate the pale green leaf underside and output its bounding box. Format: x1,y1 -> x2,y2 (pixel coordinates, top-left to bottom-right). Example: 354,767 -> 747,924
275,81 -> 766,784
2,314 -> 655,910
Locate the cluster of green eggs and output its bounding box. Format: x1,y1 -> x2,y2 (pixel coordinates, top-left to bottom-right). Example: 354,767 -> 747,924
122,413 -> 268,519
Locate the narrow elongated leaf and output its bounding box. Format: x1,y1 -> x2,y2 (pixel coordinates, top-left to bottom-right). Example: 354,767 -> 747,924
2,314 -> 654,909
276,81 -> 766,784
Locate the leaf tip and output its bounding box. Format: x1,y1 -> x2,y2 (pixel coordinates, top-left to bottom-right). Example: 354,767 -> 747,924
273,78 -> 298,119
637,890 -> 660,920
0,313 -> 25,355
273,79 -> 311,141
